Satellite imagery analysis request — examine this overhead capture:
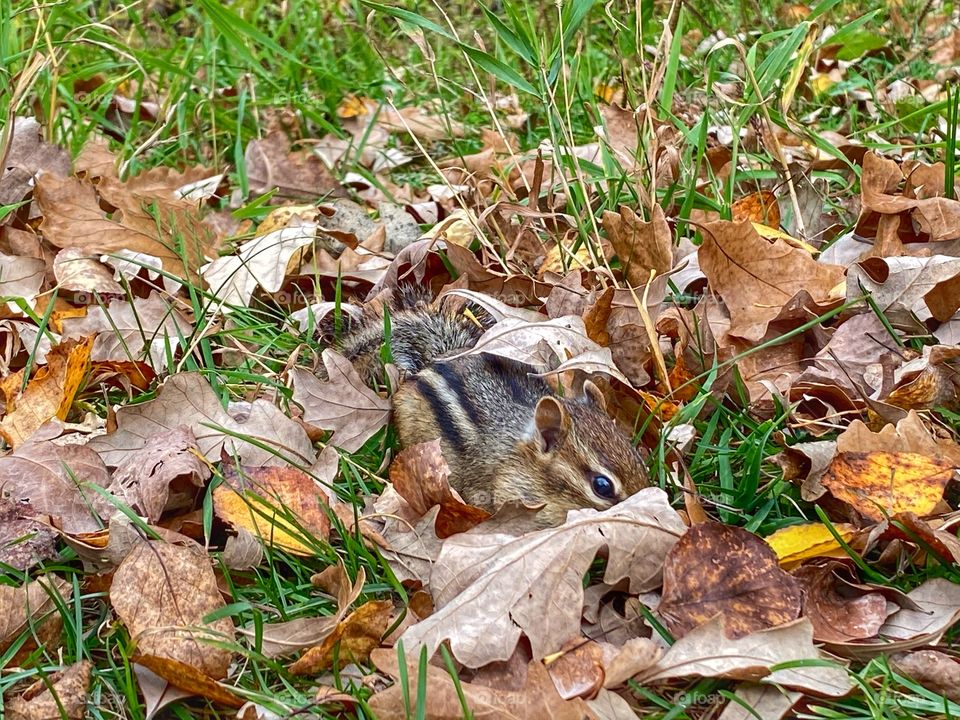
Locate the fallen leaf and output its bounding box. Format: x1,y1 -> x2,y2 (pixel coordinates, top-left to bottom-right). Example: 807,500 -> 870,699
879,577 -> 960,644
60,293 -> 193,372
88,372 -> 315,468
0,497 -> 58,571
716,683 -> 801,720
110,540 -> 235,678
820,451 -> 955,522
659,522 -> 802,639
244,132 -> 343,200
288,599 -> 393,675
201,220 -> 319,307
636,616 -> 853,697
214,465 -> 331,555
699,220 -> 845,342
0,252 -> 46,312
290,353 -> 392,453
764,523 -> 858,568
34,173 -> 214,281
132,654 -> 245,709
106,426 -> 210,522
6,660 -> 91,720
51,247 -> 125,296
601,204 -> 673,284
793,562 -> 888,643
390,439 -> 491,537
891,649 -> 960,702
0,575 -> 69,660
397,488 -> 686,667
368,649 -> 590,720
0,336 -> 93,448
240,563 -> 365,658
0,116 -> 70,207
0,441 -> 112,533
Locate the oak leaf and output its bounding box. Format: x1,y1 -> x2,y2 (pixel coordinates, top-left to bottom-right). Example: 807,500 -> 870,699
602,204 -> 673,284
793,562 -> 888,643
290,353 -> 393,453
89,372 -> 315,467
699,220 -> 845,341
397,488 -> 686,667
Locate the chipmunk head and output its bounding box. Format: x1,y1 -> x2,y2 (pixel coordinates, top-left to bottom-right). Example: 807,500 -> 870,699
517,380 -> 648,526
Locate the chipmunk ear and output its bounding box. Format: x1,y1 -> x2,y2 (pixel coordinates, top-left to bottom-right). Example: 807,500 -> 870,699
582,380 -> 606,410
534,396 -> 570,452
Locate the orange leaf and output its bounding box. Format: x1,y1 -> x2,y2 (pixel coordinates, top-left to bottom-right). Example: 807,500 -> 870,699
732,191 -> 780,227
0,336 -> 93,447
821,452 -> 955,522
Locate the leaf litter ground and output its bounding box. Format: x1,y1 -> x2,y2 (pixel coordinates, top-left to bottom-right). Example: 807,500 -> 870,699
2,1 -> 960,718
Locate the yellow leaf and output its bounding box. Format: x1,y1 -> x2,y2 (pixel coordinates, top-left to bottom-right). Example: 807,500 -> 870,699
213,466 -> 331,556
821,451 -> 955,522
765,522 -> 857,568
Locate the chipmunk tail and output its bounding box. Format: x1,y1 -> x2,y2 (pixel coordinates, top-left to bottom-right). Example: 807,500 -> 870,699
330,285 -> 484,384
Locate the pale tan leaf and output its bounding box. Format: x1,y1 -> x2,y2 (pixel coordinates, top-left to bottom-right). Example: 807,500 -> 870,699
88,372 -> 315,467
397,488 -> 686,667
290,353 -> 392,453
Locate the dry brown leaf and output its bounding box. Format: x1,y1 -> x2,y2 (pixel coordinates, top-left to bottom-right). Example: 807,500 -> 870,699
288,599 -> 393,675
390,439 -> 492,537
848,255 -> 960,328
0,441 -> 112,533
820,451 -> 955,522
860,151 -> 960,242
89,372 -> 315,468
244,132 -> 343,200
0,575 -> 69,660
34,173 -> 214,281
106,426 -> 209,522
237,563 -> 365,658
51,247 -> 125,295
0,117 -> 71,207
546,640 -> 605,700
6,660 -> 91,720
368,649 -> 590,720
201,220 -> 319,307
882,345 -> 960,412
290,353 -> 392,453
0,497 -> 58,571
601,204 -> 673,284
0,336 -> 93,448
659,522 -> 802,639
60,293 -> 192,372
879,578 -> 960,644
398,488 -> 685,667
716,683 -> 801,720
214,465 -> 331,555
699,220 -> 845,341
110,540 -> 235,678
793,562 -> 888,643
891,650 -> 960,702
636,616 -> 853,696
0,252 -> 45,311
132,654 -> 245,709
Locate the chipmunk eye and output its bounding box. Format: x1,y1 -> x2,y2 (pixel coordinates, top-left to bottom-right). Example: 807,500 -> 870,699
591,474 -> 616,499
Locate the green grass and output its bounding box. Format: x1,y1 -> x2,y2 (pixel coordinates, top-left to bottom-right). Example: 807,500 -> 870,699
2,0 -> 960,717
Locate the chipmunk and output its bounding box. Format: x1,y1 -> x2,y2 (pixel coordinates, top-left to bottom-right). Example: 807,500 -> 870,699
334,286 -> 648,526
